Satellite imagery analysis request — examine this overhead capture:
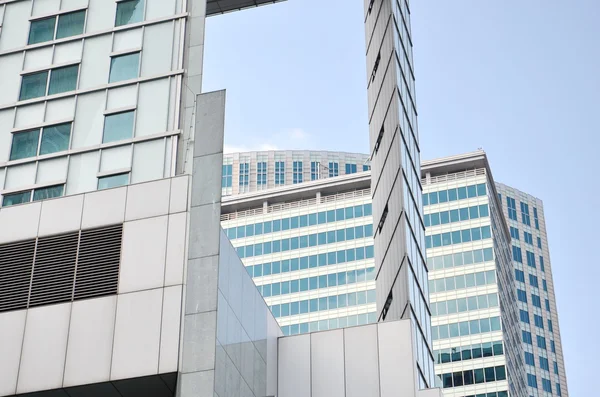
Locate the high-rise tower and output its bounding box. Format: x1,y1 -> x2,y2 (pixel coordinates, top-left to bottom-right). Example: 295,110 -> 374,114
364,0 -> 434,388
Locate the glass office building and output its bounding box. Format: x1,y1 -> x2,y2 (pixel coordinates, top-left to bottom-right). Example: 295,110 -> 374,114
496,183 -> 569,397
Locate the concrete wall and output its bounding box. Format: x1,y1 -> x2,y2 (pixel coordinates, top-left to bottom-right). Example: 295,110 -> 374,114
278,320 -> 443,397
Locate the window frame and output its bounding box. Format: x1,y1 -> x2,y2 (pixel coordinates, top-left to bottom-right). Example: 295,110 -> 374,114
108,50 -> 142,84
97,172 -> 131,190
9,122 -> 73,161
27,9 -> 87,45
19,63 -> 81,101
102,109 -> 136,143
115,0 -> 146,27
1,184 -> 65,207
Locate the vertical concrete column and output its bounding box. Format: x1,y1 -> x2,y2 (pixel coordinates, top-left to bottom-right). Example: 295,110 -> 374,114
178,91 -> 226,397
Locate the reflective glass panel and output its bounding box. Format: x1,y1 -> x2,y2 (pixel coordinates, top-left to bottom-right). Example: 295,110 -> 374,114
28,17 -> 56,44
10,129 -> 40,160
103,111 -> 135,143
33,185 -> 64,201
40,123 -> 71,155
115,0 -> 144,26
2,191 -> 31,207
48,65 -> 79,95
56,10 -> 86,39
109,52 -> 140,83
98,173 -> 129,190
20,71 -> 49,100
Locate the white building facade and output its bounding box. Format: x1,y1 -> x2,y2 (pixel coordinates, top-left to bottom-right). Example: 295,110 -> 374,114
495,183 -> 569,397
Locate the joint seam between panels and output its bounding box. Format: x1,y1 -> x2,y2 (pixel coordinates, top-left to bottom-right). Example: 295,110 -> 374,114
367,16 -> 395,126
364,0 -> 387,55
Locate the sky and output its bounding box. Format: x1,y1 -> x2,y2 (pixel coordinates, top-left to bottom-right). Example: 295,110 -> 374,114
203,1 -> 599,394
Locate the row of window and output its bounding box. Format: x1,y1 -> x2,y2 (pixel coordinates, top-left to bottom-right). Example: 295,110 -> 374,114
524,352 -> 555,375
422,183 -> 487,207
224,203 -> 373,240
425,225 -> 492,249
2,171 -> 130,207
270,289 -> 376,318
434,340 -> 503,364
424,204 -> 489,228
236,224 -> 374,259
429,270 -> 496,294
256,267 -> 375,298
427,247 -> 494,271
245,245 -> 375,279
280,312 -> 377,336
20,50 -> 141,102
431,316 -> 502,341
27,0 -> 143,47
431,293 -> 499,317
461,392 -> 507,397
523,331 -> 548,350
441,365 -> 506,389
526,374 -> 556,394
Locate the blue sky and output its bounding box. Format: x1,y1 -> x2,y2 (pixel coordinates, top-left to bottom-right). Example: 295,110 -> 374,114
204,1 -> 599,394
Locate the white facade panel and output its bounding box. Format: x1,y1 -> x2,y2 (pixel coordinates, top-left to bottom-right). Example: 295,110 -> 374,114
38,194 -> 84,236
54,41 -> 83,65
81,185 -> 127,228
100,145 -> 132,172
15,103 -> 45,129
72,91 -> 106,149
66,151 -> 99,195
78,35 -> 112,90
63,296 -> 117,387
17,303 -> 71,394
106,85 -> 138,110
165,212 -> 186,286
131,139 -> 165,183
0,310 -> 26,396
61,0 -> 88,11
5,163 -> 36,189
113,28 -> 143,52
36,157 -> 68,184
141,22 -> 174,77
45,97 -> 76,124
146,0 -> 177,20
0,2 -> 30,52
125,178 -> 170,221
378,321 -> 417,397
111,288 -> 163,380
168,175 -> 188,214
119,215 -> 168,294
136,79 -> 170,137
344,325 -> 380,397
32,0 -> 60,17
0,53 -> 22,106
278,334 -> 311,397
24,47 -> 54,71
311,329 -> 345,397
159,285 -> 182,373
0,109 -> 15,163
0,201 -> 41,243
85,0 -> 117,34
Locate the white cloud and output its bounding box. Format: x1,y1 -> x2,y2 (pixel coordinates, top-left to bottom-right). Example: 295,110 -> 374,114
224,128 -> 312,153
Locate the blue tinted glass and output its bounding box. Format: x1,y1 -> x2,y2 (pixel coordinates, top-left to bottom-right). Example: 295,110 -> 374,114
28,17 -> 56,44
459,208 -> 469,221
364,203 -> 372,216
291,216 -> 299,228
448,188 -> 457,201
327,210 -> 335,222
48,65 -> 78,95
308,213 -> 317,225
2,191 -> 31,207
32,185 -> 64,201
109,53 -> 140,83
56,10 -> 86,39
20,71 -> 49,101
469,206 -> 479,219
115,0 -> 144,26
467,185 -> 477,197
440,211 -> 450,224
457,187 -> 467,199
429,192 -> 438,204
336,208 -> 344,221
103,111 -> 134,143
273,219 -> 281,231
98,173 -> 129,190
317,212 -> 326,224
282,218 -> 290,230
10,129 -> 40,160
438,190 -> 448,203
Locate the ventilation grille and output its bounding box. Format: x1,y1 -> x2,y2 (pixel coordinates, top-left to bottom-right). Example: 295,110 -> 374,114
75,225 -> 122,300
0,224 -> 123,313
0,239 -> 36,312
29,233 -> 79,308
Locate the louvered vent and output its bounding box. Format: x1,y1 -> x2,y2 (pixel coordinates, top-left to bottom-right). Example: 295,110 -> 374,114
29,232 -> 79,308
0,224 -> 124,313
0,239 -> 36,312
75,225 -> 123,300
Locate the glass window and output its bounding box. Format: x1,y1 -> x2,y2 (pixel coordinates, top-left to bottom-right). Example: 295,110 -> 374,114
98,173 -> 129,190
2,191 -> 32,207
457,186 -> 467,199
56,10 -> 86,39
10,129 -> 40,160
33,185 -> 64,201
20,71 -> 49,101
103,111 -> 135,143
40,123 -> 71,155
48,65 -> 78,95
115,0 -> 144,26
109,52 -> 140,83
28,17 -> 57,44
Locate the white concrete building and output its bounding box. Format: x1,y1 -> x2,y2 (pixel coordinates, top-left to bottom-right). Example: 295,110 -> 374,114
0,1 -> 443,397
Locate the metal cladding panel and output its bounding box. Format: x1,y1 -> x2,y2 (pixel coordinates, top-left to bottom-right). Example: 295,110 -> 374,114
206,0 -> 285,16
